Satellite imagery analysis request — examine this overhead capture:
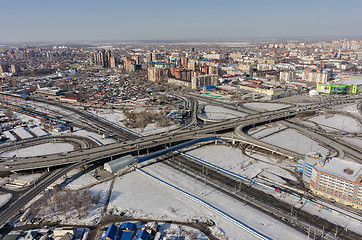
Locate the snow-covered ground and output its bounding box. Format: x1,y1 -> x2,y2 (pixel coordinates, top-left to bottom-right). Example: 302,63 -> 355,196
13,112 -> 42,126
307,114 -> 361,133
108,163 -> 306,240
335,103 -> 362,117
259,183 -> 362,235
89,109 -> 126,124
33,181 -> 111,225
249,125 -> 288,140
64,171 -> 99,190
0,193 -> 12,208
10,173 -> 43,182
259,128 -> 330,156
244,102 -> 290,111
0,143 -> 74,157
340,136 -> 362,149
185,145 -> 296,184
1,172 -> 44,189
86,182 -> 112,224
134,123 -> 178,136
88,109 -> 178,136
71,129 -> 116,145
203,105 -> 246,119
180,145 -> 362,235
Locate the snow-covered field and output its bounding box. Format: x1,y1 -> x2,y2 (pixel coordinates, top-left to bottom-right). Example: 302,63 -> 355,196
340,136 -> 362,149
71,129 -> 116,145
260,128 -> 330,155
89,109 -> 126,123
0,193 -> 12,208
88,109 -> 178,136
13,112 -> 42,126
108,165 -> 305,240
1,172 -> 43,190
249,125 -> 288,139
307,114 -> 361,133
32,181 -> 111,225
179,145 -> 362,235
185,145 -> 296,184
0,143 -> 74,157
203,105 -> 246,119
335,104 -> 361,117
64,171 -> 99,190
10,173 -> 43,182
244,102 -> 290,111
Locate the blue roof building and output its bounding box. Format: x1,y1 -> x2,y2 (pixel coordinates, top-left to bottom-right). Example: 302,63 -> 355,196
137,230 -> 150,240
120,222 -> 136,231
102,224 -> 117,240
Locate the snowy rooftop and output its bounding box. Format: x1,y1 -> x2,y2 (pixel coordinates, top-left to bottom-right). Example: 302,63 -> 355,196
30,127 -> 49,137
337,77 -> 362,85
314,158 -> 362,183
13,127 -> 33,140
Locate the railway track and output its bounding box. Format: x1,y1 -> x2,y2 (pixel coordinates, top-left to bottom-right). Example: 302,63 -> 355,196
161,154 -> 361,240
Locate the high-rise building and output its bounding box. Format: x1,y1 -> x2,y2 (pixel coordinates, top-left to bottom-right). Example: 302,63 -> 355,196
151,52 -> 159,62
303,69 -> 330,84
181,57 -> 188,67
148,67 -> 169,82
90,50 -> 111,68
110,57 -> 117,68
279,71 -> 296,82
0,64 -> 6,74
10,64 -> 19,74
191,74 -> 218,89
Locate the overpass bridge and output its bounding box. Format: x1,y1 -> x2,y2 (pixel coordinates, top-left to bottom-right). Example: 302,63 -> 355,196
1,107 -> 305,171
1,94 -> 361,172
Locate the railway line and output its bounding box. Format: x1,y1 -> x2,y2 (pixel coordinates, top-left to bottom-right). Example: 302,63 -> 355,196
0,93 -> 361,237
2,96 -> 361,171
161,154 -> 361,240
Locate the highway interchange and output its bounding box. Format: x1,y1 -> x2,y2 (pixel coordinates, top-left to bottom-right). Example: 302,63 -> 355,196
0,92 -> 362,239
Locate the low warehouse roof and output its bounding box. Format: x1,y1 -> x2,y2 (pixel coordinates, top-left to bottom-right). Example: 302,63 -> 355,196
104,155 -> 136,174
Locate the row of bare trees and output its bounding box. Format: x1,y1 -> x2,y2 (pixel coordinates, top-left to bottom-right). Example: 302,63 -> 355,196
123,110 -> 169,129
30,188 -> 101,220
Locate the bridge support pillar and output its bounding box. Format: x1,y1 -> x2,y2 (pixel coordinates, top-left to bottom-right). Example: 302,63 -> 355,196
214,140 -> 217,145
147,148 -> 149,155
232,140 -> 235,145
47,167 -> 50,172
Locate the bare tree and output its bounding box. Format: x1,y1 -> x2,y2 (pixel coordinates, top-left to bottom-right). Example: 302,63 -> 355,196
5,109 -> 13,119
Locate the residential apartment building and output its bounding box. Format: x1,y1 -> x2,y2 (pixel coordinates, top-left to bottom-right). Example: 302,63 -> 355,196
310,158 -> 362,209
303,69 -> 331,84
191,74 -> 218,89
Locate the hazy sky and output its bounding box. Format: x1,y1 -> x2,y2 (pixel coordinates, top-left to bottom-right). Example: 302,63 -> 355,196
1,0 -> 361,42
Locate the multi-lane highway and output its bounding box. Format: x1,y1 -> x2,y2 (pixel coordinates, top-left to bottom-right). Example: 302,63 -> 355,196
0,92 -> 361,234
1,94 -> 361,171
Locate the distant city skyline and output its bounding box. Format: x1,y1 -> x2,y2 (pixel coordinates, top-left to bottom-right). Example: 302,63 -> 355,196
1,0 -> 362,43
